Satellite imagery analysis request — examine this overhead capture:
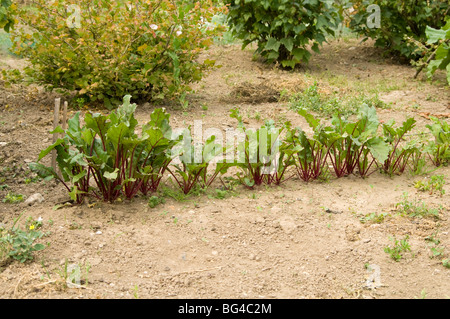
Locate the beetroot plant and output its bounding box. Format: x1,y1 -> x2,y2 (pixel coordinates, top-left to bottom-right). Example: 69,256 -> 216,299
229,109 -> 288,187
29,96 -> 177,203
167,134 -> 228,195
382,118 -> 417,176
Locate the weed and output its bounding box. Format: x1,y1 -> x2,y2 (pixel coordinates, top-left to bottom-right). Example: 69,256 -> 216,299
148,196 -> 166,208
414,175 -> 445,196
384,235 -> 411,262
358,212 -> 389,224
442,259 -> 450,269
55,259 -> 91,288
415,289 -> 428,299
0,214 -> 46,264
430,246 -> 445,259
2,192 -> 24,204
132,285 -> 139,299
208,188 -> 232,200
395,192 -> 440,219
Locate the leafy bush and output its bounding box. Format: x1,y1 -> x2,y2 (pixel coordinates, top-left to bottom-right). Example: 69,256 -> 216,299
425,18 -> 450,84
11,0 -> 225,108
0,0 -> 15,32
225,0 -> 341,68
347,0 -> 449,60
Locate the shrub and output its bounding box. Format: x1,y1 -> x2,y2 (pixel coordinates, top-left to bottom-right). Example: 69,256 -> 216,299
424,18 -> 450,84
347,0 -> 449,61
0,0 -> 15,32
225,0 -> 341,68
11,0 -> 226,108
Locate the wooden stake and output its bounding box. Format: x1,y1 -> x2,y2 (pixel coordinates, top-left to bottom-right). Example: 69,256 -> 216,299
62,101 -> 68,131
51,98 -> 61,173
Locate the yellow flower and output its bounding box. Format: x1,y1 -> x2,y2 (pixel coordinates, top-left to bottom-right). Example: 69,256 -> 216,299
29,225 -> 35,230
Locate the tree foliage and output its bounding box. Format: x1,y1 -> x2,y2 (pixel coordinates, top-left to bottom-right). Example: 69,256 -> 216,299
347,0 -> 449,60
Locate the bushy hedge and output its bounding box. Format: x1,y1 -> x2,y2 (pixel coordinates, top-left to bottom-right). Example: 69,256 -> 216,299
11,0 -> 226,108
347,0 -> 449,61
225,0 -> 341,68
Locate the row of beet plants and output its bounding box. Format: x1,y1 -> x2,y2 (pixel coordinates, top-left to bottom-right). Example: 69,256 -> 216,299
30,97 -> 449,203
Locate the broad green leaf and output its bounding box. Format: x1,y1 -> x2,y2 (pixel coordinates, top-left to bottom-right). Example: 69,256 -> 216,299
367,137 -> 390,163
426,26 -> 448,44
37,138 -> 65,161
28,162 -> 59,180
104,168 -> 119,181
264,38 -> 280,51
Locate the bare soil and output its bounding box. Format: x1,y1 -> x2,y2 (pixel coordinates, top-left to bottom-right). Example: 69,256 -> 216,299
0,38 -> 449,299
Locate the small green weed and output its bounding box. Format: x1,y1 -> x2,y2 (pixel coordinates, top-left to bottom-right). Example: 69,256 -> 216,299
442,259 -> 450,269
425,233 -> 448,261
0,215 -> 46,264
414,175 -> 445,196
358,212 -> 389,224
395,192 -> 440,219
384,235 -> 412,262
289,82 -> 389,117
2,192 -> 24,204
148,196 -> 166,208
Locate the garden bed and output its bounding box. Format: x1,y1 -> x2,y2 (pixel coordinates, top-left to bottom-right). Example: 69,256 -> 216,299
0,38 -> 449,299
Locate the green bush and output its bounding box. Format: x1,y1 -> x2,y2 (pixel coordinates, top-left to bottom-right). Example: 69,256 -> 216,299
0,0 -> 15,32
424,18 -> 450,84
347,0 -> 449,61
225,0 -> 341,68
11,0 -> 225,108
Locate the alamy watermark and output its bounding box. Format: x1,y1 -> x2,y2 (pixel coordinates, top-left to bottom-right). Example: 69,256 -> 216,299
56,2 -> 382,30
170,121 -> 281,174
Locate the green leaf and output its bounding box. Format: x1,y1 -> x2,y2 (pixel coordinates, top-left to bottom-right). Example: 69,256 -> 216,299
367,137 -> 389,163
264,38 -> 280,52
32,243 -> 45,251
37,138 -> 65,161
28,162 -> 59,180
426,26 -> 448,44
280,38 -> 294,52
104,168 -> 119,181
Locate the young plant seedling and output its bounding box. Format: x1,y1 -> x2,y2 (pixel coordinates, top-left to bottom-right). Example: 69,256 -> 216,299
384,235 -> 412,262
414,174 -> 445,196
